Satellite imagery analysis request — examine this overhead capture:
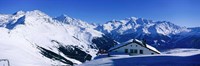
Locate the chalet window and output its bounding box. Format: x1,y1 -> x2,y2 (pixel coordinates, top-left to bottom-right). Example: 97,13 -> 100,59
130,49 -> 137,54
130,49 -> 133,53
151,53 -> 154,55
125,49 -> 128,53
134,49 -> 137,53
139,50 -> 143,54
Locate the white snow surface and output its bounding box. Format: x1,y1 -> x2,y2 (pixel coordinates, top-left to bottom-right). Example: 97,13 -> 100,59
98,17 -> 190,35
78,49 -> 200,66
0,10 -> 102,66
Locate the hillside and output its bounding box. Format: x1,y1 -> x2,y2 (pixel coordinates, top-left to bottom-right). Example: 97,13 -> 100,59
0,10 -> 102,66
78,49 -> 200,66
0,10 -> 200,66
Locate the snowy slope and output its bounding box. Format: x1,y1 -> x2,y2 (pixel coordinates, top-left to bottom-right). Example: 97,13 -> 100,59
54,14 -> 96,28
0,10 -> 102,66
78,49 -> 200,66
1,10 -> 200,66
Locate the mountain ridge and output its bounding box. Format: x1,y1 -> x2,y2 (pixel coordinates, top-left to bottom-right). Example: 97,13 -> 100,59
95,17 -> 200,50
0,10 -> 200,66
0,10 -> 103,66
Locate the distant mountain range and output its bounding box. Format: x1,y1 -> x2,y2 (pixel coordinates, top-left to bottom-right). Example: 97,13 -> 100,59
95,17 -> 200,50
0,10 -> 199,66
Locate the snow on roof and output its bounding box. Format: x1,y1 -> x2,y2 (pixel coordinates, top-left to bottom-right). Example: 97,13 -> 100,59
145,44 -> 160,53
108,39 -> 134,51
108,39 -> 160,53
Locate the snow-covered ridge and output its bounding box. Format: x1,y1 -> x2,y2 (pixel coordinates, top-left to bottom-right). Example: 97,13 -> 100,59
0,10 -> 200,66
96,17 -> 190,35
95,17 -> 200,51
54,14 -> 96,28
0,10 -> 102,66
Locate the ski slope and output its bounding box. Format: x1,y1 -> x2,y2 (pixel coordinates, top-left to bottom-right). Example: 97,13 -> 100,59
78,49 -> 200,66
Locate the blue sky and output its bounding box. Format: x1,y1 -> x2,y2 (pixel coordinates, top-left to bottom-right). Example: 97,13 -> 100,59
0,0 -> 200,27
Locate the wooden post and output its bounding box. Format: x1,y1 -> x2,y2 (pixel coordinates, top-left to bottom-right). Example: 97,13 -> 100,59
0,59 -> 10,66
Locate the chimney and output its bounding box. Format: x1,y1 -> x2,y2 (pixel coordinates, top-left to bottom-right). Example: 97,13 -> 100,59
132,39 -> 136,43
142,39 -> 147,47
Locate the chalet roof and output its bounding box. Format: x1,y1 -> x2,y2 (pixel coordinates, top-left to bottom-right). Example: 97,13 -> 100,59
108,39 -> 160,54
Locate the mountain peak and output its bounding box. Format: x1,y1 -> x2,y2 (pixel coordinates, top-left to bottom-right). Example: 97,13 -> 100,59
54,14 -> 74,24
13,10 -> 25,15
59,14 -> 69,17
11,10 -> 49,21
29,10 -> 44,14
25,10 -> 49,17
55,14 -> 72,21
128,17 -> 138,20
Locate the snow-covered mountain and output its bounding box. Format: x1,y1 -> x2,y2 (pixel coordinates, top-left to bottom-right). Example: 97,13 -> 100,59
1,10 -> 200,66
54,14 -> 96,28
95,17 -> 200,50
0,10 -> 103,66
96,17 -> 188,35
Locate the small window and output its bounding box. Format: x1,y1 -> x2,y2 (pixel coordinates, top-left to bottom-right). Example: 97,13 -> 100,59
130,49 -> 137,54
136,45 -> 137,47
130,49 -> 134,53
151,53 -> 154,55
130,45 -> 132,47
125,49 -> 128,53
139,50 -> 143,54
134,49 -> 137,53
115,51 -> 118,52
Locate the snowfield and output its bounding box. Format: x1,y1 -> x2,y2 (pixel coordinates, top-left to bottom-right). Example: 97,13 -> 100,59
1,10 -> 200,66
0,10 -> 102,66
78,49 -> 200,66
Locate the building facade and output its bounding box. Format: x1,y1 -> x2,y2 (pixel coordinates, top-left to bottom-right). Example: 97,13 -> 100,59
108,39 -> 160,55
